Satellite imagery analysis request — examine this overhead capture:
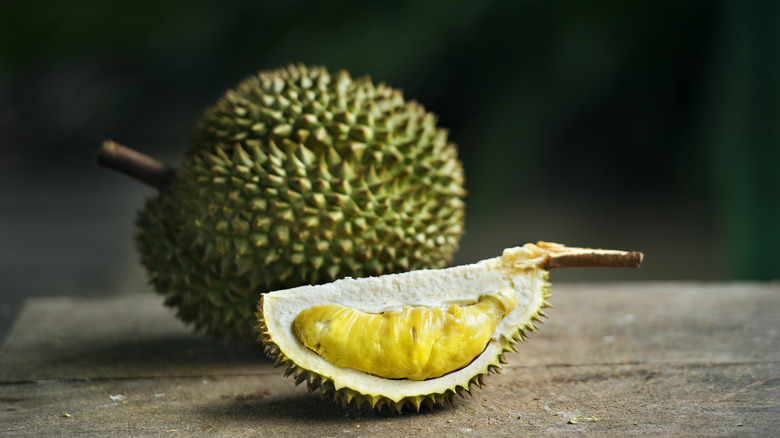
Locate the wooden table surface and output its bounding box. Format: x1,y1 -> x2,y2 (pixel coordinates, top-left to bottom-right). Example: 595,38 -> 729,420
1,282 -> 778,437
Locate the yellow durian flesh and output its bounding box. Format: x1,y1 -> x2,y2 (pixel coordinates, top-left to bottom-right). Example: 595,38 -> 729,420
294,288 -> 519,380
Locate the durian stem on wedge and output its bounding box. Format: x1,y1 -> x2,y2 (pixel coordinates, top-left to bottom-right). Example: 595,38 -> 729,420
534,241 -> 643,269
96,140 -> 176,191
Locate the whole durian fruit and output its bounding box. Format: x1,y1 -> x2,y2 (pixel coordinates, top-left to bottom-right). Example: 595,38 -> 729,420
101,64 -> 466,343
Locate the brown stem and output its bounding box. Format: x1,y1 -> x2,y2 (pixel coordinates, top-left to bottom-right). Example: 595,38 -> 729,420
543,250 -> 644,270
96,140 -> 176,191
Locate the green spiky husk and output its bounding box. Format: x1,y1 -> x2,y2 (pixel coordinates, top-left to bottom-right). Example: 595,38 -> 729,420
135,64 -> 466,343
255,273 -> 552,413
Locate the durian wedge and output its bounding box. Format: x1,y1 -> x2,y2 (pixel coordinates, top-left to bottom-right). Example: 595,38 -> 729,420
257,242 -> 642,412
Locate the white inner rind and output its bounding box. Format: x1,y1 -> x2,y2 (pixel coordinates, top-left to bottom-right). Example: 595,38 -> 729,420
261,246 -> 549,403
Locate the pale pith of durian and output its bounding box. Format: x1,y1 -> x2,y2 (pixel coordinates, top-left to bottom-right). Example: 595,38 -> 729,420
257,242 -> 642,412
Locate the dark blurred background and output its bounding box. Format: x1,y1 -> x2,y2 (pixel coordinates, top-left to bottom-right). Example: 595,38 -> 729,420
1,1 -> 779,341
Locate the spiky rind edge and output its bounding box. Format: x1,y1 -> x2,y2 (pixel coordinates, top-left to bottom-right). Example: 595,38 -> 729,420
255,270 -> 552,413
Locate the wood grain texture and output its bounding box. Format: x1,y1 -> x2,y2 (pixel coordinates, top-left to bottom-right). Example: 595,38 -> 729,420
1,283 -> 778,436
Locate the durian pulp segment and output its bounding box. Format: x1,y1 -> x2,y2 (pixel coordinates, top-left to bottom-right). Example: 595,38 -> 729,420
258,244 -> 552,406
293,287 -> 519,380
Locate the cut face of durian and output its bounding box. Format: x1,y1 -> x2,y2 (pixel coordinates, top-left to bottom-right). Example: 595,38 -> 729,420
257,242 -> 642,412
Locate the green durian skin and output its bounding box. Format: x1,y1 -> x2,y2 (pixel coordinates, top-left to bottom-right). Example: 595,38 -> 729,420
136,64 -> 466,343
